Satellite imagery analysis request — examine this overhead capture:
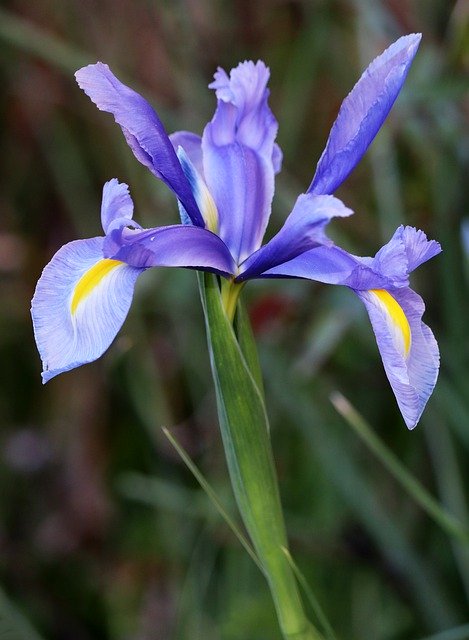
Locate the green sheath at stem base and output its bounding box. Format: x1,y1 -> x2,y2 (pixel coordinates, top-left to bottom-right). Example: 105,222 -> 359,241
199,273 -> 323,640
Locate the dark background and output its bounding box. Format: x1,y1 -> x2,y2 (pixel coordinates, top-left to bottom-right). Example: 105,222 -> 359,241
0,1 -> 468,638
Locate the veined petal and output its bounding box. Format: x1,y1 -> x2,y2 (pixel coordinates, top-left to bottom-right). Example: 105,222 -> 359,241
177,147 -> 218,232
170,130 -> 283,177
257,243 -> 398,289
237,194 -> 353,281
309,34 -> 421,195
31,237 -> 143,383
170,131 -> 204,175
202,61 -> 278,262
104,224 -> 236,277
100,178 -> 135,234
75,63 -> 204,227
357,287 -> 439,429
400,225 -> 442,270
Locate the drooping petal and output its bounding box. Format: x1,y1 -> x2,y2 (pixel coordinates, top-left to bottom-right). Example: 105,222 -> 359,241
308,34 -> 421,196
75,63 -> 204,227
237,194 -> 353,281
357,287 -> 439,429
202,61 -> 279,263
100,178 -> 135,234
31,237 -> 143,383
104,223 -> 236,277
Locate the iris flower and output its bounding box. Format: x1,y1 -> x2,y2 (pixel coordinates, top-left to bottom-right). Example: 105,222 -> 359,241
31,33 -> 440,429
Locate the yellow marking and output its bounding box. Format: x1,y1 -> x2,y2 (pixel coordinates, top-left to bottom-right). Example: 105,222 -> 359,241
369,289 -> 411,356
71,259 -> 123,314
201,184 -> 218,233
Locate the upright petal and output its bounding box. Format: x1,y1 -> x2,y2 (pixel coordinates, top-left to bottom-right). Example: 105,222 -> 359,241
400,225 -> 442,271
357,287 -> 439,429
104,223 -> 236,277
237,194 -> 353,281
75,63 -> 204,227
31,237 -> 143,383
176,147 -> 219,231
202,61 -> 278,262
309,34 -> 421,195
100,178 -> 135,234
170,131 -> 204,175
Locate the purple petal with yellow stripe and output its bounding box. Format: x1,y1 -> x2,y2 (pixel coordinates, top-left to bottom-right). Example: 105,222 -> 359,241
309,34 -> 421,195
75,63 -> 204,227
31,237 -> 143,383
257,224 -> 440,428
357,287 -> 439,429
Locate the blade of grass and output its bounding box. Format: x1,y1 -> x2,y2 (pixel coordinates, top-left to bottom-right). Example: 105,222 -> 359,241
0,7 -> 90,72
162,427 -> 262,571
424,410 -> 469,601
330,391 -> 469,544
264,349 -> 460,628
282,547 -> 337,640
0,585 -> 45,640
418,624 -> 469,640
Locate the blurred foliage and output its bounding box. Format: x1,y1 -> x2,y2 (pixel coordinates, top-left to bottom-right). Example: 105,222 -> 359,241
0,0 -> 468,638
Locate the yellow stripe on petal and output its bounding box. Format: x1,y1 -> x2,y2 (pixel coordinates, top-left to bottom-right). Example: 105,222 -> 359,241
201,185 -> 219,233
71,259 -> 123,315
369,289 -> 411,357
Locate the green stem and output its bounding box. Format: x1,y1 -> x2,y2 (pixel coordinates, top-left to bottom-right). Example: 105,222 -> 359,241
221,278 -> 245,323
199,273 -> 322,640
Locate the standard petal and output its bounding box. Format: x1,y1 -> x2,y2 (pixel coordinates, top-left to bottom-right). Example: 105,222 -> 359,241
100,178 -> 135,234
400,225 -> 442,271
357,287 -> 439,429
176,147 -> 218,231
308,34 -> 421,195
170,131 -> 204,174
75,63 -> 204,227
31,237 -> 143,383
202,61 -> 278,262
104,224 -> 236,277
237,194 -> 353,281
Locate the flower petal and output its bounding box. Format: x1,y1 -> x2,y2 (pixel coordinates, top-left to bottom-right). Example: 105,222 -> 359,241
75,63 -> 204,226
202,61 -> 278,262
357,287 -> 439,429
400,225 -> 442,271
100,178 -> 135,234
170,130 -> 283,177
255,244 -> 371,284
170,131 -> 204,175
31,237 -> 143,383
309,34 -> 421,195
237,194 -> 353,281
176,147 -> 219,231
104,224 -> 236,277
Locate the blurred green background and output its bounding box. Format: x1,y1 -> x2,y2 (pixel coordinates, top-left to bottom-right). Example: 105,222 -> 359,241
0,1 -> 468,638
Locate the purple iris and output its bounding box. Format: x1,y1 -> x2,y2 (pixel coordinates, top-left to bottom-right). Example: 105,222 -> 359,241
31,33 -> 440,429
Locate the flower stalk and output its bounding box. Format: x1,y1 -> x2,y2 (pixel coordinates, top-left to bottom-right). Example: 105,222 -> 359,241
199,273 -> 322,640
